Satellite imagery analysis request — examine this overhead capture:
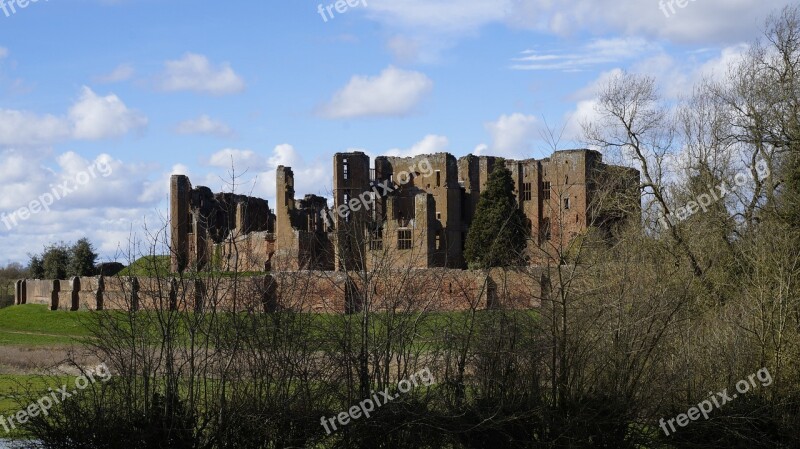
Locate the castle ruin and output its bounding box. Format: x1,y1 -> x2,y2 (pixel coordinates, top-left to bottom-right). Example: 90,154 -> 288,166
170,149 -> 640,273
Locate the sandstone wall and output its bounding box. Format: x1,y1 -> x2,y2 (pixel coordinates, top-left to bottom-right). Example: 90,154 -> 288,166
16,268 -> 544,314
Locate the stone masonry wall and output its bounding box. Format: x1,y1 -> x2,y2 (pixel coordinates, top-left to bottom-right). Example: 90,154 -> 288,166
16,268 -> 545,314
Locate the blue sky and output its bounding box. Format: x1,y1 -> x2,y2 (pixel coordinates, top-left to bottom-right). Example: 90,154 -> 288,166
0,0 -> 792,264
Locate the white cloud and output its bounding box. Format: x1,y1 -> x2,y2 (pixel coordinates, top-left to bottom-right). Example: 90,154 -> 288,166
204,145 -> 330,206
0,87 -> 147,146
0,110 -> 72,147
175,115 -> 234,137
208,148 -> 268,171
158,53 -> 245,95
385,134 -> 450,157
323,0 -> 790,68
69,87 -> 148,140
363,0 -> 792,62
0,47 -> 8,59
0,149 -> 165,263
473,143 -> 489,156
319,66 -> 433,119
95,63 -> 134,83
561,44 -> 750,142
484,113 -> 539,158
511,38 -> 662,71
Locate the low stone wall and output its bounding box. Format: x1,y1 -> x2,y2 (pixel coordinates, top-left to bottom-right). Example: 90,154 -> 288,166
14,267 -> 545,313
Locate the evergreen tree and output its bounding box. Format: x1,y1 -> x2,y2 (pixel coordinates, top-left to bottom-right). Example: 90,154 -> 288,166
68,238 -> 98,277
41,243 -> 70,280
464,163 -> 530,268
28,255 -> 45,279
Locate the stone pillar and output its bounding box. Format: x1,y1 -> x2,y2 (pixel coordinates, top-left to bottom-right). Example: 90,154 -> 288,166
262,275 -> 277,313
70,277 -> 81,311
14,280 -> 21,305
50,280 -> 60,311
96,276 -> 105,311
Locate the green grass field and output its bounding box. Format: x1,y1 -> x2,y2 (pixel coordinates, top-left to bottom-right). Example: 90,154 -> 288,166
0,374 -> 76,438
0,305 -> 91,346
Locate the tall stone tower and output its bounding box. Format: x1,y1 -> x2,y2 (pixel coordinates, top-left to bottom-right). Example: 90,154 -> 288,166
332,152 -> 371,270
170,175 -> 192,273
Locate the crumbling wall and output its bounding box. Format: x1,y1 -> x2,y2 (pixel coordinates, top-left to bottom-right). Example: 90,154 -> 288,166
15,268 -> 544,314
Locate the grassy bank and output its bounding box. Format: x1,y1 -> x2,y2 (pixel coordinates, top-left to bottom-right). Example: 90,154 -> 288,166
0,305 -> 90,346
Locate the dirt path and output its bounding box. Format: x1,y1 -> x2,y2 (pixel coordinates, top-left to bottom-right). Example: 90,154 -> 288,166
0,347 -> 99,375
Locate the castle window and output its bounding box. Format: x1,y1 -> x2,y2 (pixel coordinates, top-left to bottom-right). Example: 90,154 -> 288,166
435,170 -> 441,187
542,181 -> 551,200
343,159 -> 349,180
369,228 -> 383,251
398,229 -> 412,250
522,183 -> 532,201
564,197 -> 570,210
436,231 -> 442,250
436,212 -> 442,220
187,213 -> 194,234
343,193 -> 351,222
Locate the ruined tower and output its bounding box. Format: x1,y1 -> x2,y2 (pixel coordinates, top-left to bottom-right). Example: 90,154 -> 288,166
170,175 -> 192,273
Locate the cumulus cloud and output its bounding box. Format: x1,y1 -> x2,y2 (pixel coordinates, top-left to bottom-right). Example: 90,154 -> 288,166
175,114 -> 234,137
0,110 -> 72,147
483,113 -> 540,158
0,149 -> 165,263
204,145 -> 330,206
69,87 -> 148,140
0,87 -> 146,147
158,53 -> 245,95
319,66 -> 433,119
385,134 -> 450,157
